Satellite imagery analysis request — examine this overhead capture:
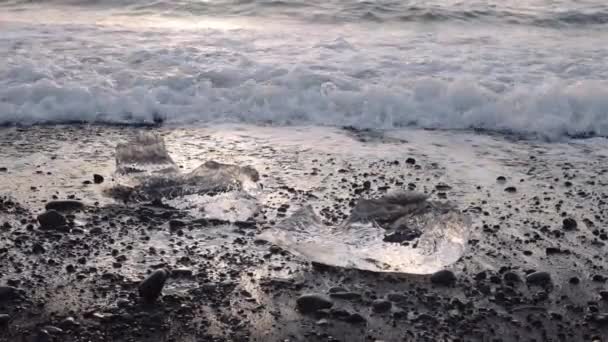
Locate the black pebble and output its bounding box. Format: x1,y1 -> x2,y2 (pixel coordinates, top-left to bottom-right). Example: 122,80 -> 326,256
296,294 -> 333,314
93,174 -> 104,184
139,269 -> 168,302
37,210 -> 67,230
45,200 -> 84,212
371,299 -> 392,313
563,218 -> 577,230
430,270 -> 456,285
526,271 -> 552,286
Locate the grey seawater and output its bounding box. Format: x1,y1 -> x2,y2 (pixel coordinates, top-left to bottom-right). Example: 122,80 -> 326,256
1,0 -> 608,137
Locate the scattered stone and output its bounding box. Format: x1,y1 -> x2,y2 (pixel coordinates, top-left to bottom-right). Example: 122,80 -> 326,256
0,314 -> 9,324
405,158 -> 416,165
93,174 -> 104,184
387,293 -> 407,302
0,286 -> 20,300
139,269 -> 168,302
44,326 -> 63,334
569,277 -> 580,285
383,231 -> 419,243
371,300 -> 392,313
59,317 -> 79,329
526,271 -> 552,286
496,176 -> 506,183
45,200 -> 84,212
169,220 -> 186,230
504,186 -> 517,193
430,270 -> 456,285
503,271 -> 521,283
0,167 -> 7,172
345,312 -> 366,324
329,292 -> 361,301
37,210 -> 67,230
171,268 -> 193,278
32,243 -> 45,254
296,294 -> 333,314
563,218 -> 578,231
328,287 -> 347,294
435,183 -> 452,191
34,329 -> 51,342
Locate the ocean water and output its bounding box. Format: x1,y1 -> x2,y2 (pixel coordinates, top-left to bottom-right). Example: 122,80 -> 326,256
1,0 -> 608,139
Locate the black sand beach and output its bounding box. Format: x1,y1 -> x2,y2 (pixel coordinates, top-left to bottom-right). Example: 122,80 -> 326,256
1,125 -> 607,341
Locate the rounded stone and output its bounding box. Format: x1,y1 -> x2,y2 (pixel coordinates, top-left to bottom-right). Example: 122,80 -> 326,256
296,294 -> 333,314
430,270 -> 456,285
44,200 -> 84,212
37,210 -> 67,230
139,269 -> 168,302
526,271 -> 552,286
371,299 -> 392,313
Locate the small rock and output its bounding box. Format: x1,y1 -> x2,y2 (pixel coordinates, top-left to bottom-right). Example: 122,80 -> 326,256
45,200 -> 84,212
504,186 -> 517,193
0,314 -> 9,324
387,293 -> 407,302
34,329 -> 51,342
269,245 -> 282,254
383,231 -> 419,243
37,210 -> 67,230
503,271 -> 521,283
371,300 -> 392,313
435,183 -> 452,191
563,218 -> 578,231
0,286 -> 20,300
526,271 -> 552,286
44,326 -> 63,334
329,292 -> 361,301
316,318 -> 329,326
171,268 -> 193,278
296,294 -> 333,314
169,220 -> 186,230
0,167 -> 7,172
328,286 -> 347,293
139,269 -> 168,302
569,277 -> 580,285
90,227 -> 103,235
59,317 -> 79,329
345,312 -> 366,324
600,291 -> 608,301
32,243 -> 46,254
430,270 -> 456,285
406,158 -> 416,165
496,176 -> 506,183
93,174 -> 104,184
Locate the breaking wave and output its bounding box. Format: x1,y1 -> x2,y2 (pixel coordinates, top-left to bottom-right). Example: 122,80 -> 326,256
1,63 -> 607,139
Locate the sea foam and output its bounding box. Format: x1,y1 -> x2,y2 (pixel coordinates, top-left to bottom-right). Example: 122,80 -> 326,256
1,14 -> 607,139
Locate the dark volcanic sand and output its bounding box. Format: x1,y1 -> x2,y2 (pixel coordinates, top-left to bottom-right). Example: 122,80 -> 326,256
1,125 -> 608,342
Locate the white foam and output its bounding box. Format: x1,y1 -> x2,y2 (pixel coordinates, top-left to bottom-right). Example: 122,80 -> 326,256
1,13 -> 608,139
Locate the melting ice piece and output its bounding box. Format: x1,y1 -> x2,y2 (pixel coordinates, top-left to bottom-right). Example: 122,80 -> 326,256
258,191 -> 470,274
110,133 -> 260,221
115,132 -> 178,176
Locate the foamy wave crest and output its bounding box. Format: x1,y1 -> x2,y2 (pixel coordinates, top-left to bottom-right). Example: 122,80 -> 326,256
2,62 -> 607,139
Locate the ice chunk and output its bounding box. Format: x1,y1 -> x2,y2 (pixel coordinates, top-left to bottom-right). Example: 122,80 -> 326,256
109,133 -> 260,221
258,192 -> 470,274
115,132 -> 178,176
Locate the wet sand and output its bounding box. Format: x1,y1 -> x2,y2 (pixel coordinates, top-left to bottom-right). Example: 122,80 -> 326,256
1,125 -> 607,341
